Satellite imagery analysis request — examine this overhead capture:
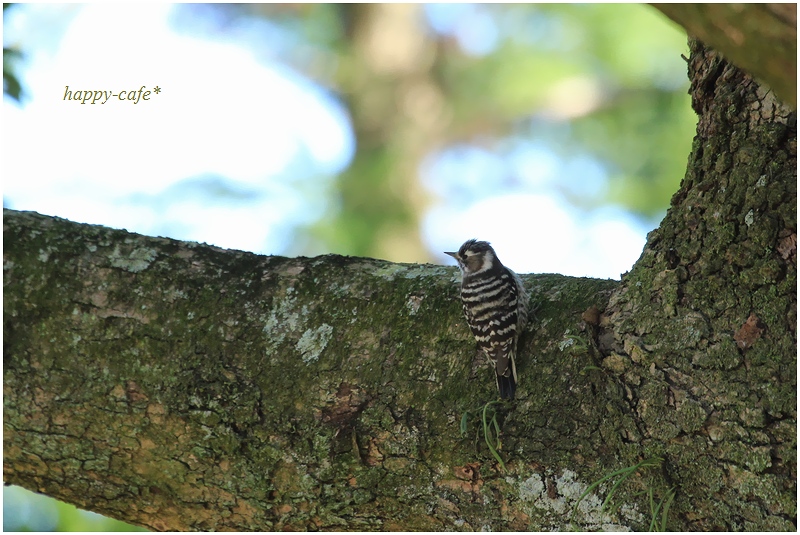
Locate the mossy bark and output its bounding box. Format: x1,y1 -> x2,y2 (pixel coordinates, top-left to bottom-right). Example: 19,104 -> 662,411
4,208 -> 621,530
3,42 -> 796,531
599,40 -> 796,530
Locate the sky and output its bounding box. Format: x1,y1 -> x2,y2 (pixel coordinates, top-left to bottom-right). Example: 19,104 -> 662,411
4,3 -> 655,282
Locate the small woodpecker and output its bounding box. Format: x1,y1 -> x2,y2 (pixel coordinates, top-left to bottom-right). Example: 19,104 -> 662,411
446,239 -> 529,400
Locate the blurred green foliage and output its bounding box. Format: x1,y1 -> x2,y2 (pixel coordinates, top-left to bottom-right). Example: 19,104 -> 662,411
4,3 -> 25,101
4,486 -> 147,531
207,3 -> 694,260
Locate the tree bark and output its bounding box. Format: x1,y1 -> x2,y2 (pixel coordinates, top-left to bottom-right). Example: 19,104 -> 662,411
599,39 -> 796,530
3,43 -> 796,532
4,208 -> 620,530
651,3 -> 797,108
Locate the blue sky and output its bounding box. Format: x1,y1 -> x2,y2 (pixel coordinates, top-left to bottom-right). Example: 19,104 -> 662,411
3,3 -> 665,279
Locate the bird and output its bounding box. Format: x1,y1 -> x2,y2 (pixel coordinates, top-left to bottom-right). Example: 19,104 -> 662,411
445,239 -> 530,400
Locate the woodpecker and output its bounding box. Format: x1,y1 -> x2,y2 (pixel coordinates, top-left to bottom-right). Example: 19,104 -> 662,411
445,239 -> 529,400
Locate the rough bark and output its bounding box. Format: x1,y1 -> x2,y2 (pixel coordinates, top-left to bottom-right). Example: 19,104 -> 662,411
651,3 -> 797,108
3,45 -> 797,534
600,40 -> 796,530
4,208 -> 621,530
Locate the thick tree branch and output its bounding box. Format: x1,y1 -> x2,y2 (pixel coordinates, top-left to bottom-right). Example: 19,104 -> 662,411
4,209 -> 622,530
651,3 -> 797,108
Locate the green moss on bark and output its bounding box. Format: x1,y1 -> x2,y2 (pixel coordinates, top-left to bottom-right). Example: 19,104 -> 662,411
601,41 -> 796,530
6,209 -> 635,530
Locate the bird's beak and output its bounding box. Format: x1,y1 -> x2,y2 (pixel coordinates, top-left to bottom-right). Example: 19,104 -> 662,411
444,251 -> 457,259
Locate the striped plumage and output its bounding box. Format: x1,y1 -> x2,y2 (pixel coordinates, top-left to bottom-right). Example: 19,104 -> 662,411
445,239 -> 529,400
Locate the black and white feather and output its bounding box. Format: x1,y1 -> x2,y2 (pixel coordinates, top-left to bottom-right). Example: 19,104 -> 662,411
446,239 -> 529,400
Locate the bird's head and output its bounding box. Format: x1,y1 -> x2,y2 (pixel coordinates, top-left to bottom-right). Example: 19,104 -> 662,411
445,239 -> 497,276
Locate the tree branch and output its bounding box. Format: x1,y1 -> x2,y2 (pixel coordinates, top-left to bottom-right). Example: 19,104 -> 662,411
4,209 -> 620,530
651,3 -> 797,108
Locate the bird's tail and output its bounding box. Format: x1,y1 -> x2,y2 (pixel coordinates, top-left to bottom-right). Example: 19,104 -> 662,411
493,345 -> 518,400
497,373 -> 516,400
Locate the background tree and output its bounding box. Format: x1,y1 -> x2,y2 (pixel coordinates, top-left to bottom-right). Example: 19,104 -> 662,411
4,3 -> 796,532
226,3 -> 697,259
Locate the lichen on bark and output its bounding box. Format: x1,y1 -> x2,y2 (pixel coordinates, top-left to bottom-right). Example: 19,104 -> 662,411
5,209 -> 628,530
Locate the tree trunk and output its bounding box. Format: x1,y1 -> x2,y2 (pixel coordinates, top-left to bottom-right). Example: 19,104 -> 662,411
3,42 -> 796,531
320,3 -> 441,260
600,39 -> 796,530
